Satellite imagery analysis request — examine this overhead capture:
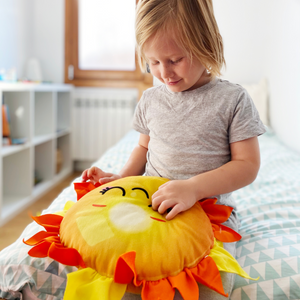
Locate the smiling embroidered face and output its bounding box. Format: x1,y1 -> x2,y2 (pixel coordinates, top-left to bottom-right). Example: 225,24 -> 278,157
59,176 -> 215,281
73,180 -> 169,247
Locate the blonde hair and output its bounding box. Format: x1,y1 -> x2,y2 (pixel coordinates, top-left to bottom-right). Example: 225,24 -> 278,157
135,0 -> 225,77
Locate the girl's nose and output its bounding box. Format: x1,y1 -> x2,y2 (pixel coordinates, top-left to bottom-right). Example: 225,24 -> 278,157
160,64 -> 173,79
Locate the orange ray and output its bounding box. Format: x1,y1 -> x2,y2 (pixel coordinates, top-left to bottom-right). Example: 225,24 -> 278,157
28,241 -> 52,258
44,236 -> 62,244
114,251 -> 137,284
31,214 -> 63,233
23,231 -> 57,246
190,256 -> 227,297
48,242 -> 86,268
199,199 -> 233,224
212,224 -> 242,242
74,182 -> 101,200
142,279 -> 175,300
25,214 -> 86,269
168,268 -> 199,300
114,250 -> 227,300
199,198 -> 218,206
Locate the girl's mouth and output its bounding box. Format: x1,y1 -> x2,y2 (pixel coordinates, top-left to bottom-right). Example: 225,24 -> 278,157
166,79 -> 182,86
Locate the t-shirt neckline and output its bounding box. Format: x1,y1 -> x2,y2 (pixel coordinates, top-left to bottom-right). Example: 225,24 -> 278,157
164,77 -> 219,96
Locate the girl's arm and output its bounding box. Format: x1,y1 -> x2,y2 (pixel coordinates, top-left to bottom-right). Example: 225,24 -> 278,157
119,133 -> 149,177
152,136 -> 261,220
81,133 -> 149,184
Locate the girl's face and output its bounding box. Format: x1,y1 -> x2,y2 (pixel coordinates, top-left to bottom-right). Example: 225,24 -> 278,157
144,33 -> 210,93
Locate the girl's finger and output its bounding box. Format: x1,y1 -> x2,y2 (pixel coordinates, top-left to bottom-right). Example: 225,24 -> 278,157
158,181 -> 170,190
157,199 -> 174,214
99,177 -> 114,184
81,170 -> 87,182
82,169 -> 92,182
152,184 -> 168,198
151,194 -> 165,211
87,167 -> 96,178
165,204 -> 182,220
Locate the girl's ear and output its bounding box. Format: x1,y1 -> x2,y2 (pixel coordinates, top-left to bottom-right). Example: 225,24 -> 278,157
146,63 -> 151,73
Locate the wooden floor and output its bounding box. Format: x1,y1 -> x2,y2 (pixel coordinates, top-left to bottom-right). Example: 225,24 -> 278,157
0,172 -> 81,251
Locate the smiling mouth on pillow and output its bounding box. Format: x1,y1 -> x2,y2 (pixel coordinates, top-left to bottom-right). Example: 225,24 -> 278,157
24,176 -> 258,300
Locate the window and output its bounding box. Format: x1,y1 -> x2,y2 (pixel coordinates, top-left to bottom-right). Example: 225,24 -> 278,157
78,0 -> 136,71
64,0 -> 152,94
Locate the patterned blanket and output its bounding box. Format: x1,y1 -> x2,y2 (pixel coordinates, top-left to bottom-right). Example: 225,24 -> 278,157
1,129 -> 300,300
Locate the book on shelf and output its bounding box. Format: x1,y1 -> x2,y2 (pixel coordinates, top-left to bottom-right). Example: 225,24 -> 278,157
2,104 -> 12,145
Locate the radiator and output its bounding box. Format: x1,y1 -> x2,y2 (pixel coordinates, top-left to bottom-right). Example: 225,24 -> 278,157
72,88 -> 138,161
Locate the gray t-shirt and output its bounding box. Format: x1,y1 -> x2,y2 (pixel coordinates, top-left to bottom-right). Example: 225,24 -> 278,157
132,77 -> 266,227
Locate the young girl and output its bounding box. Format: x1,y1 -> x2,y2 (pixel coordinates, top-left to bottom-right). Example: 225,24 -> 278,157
82,0 -> 266,298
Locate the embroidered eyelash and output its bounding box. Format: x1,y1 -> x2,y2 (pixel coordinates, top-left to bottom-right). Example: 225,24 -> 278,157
100,187 -> 111,195
100,186 -> 126,196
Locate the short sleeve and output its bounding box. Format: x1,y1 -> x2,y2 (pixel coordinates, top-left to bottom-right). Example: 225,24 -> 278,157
132,93 -> 150,135
229,89 -> 266,143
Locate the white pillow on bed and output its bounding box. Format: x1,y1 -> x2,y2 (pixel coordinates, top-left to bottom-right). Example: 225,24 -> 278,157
240,78 -> 269,126
153,76 -> 269,126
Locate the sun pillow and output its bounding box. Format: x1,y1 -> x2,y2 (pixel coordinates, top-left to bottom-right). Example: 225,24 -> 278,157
24,176 -> 257,300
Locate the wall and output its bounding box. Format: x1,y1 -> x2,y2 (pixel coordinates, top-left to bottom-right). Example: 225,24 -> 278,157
0,0 -> 64,83
214,0 -> 300,152
264,1 -> 300,153
31,0 -> 65,83
0,0 -> 33,79
214,0 -> 270,84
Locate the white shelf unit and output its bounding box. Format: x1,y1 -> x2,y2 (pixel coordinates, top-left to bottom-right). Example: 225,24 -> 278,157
0,82 -> 73,226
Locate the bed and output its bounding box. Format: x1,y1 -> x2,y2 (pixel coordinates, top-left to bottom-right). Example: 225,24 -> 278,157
1,81 -> 300,300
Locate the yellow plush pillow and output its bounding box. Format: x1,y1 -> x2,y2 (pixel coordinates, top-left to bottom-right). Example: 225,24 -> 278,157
24,176 -> 256,300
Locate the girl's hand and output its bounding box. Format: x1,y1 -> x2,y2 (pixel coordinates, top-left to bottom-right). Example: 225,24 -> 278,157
151,180 -> 198,220
81,166 -> 121,185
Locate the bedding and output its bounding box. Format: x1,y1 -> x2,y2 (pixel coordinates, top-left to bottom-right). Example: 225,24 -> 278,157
1,128 -> 300,300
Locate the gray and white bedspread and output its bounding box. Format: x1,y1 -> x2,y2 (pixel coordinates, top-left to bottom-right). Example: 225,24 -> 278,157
1,129 -> 300,300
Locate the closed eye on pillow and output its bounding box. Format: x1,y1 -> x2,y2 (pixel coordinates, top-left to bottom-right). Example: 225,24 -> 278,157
24,176 -> 257,300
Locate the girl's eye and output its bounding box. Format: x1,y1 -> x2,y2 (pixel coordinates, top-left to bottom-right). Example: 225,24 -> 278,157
171,58 -> 183,64
151,61 -> 159,65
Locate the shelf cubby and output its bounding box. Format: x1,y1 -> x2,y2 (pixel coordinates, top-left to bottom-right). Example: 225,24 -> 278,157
34,140 -> 55,186
2,91 -> 31,143
57,92 -> 71,134
0,83 -> 73,226
2,149 -> 32,222
56,134 -> 71,175
34,91 -> 54,139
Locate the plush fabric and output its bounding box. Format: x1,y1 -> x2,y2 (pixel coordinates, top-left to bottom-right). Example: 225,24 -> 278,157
63,176 -> 215,281
23,176 -> 254,300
